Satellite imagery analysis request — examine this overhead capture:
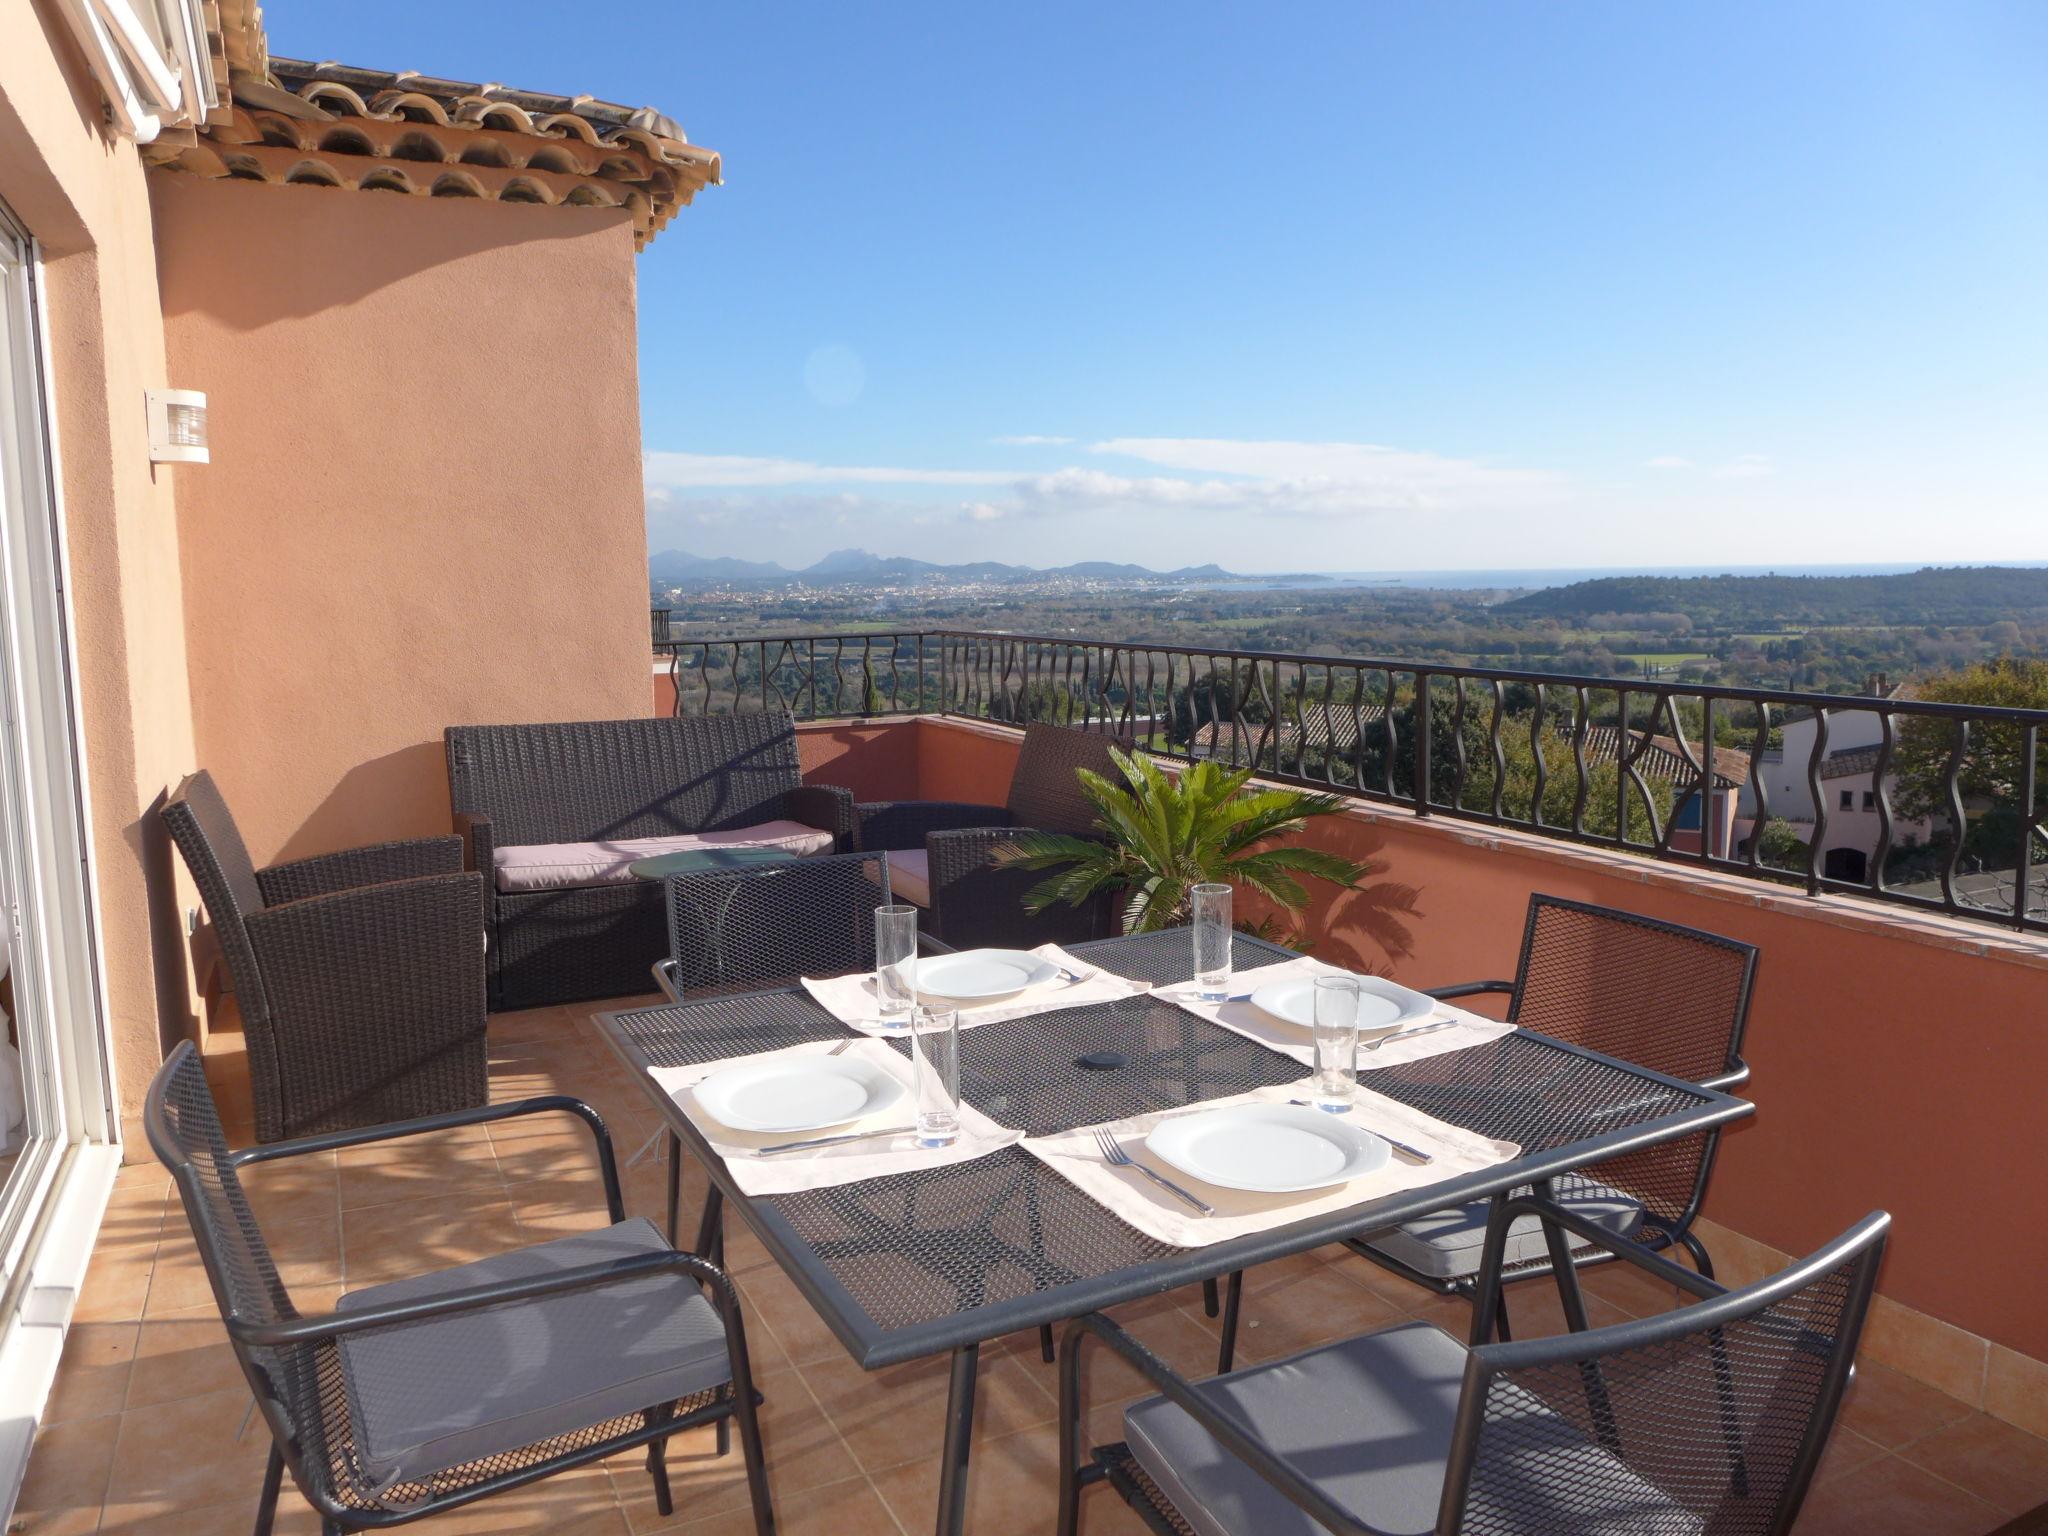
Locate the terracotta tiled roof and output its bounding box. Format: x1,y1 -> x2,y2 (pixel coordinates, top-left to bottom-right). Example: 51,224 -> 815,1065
1188,707 -> 1386,763
144,17 -> 719,248
1580,726 -> 1751,788
1819,745 -> 1884,781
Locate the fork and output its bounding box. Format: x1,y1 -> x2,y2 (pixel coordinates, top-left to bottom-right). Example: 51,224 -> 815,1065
1056,964 -> 1097,986
1093,1129 -> 1213,1214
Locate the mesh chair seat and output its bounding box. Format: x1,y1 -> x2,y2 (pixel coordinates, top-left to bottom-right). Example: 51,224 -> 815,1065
1361,1176 -> 1644,1281
1124,1322 -> 1693,1536
334,1217 -> 731,1493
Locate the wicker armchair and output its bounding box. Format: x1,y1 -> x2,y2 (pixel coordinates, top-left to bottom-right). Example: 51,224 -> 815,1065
444,712 -> 855,1010
1063,1200 -> 1887,1536
854,722 -> 1123,949
164,771 -> 487,1144
145,1042 -> 774,1536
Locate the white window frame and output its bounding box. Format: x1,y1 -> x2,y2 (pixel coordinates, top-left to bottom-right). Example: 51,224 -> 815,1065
0,200 -> 120,1528
49,0 -> 216,143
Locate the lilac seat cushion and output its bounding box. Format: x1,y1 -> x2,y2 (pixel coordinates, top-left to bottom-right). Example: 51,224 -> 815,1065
492,821 -> 835,892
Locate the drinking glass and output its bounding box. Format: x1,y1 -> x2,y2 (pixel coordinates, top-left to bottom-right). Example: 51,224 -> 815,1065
910,1005 -> 961,1148
1191,883 -> 1232,1001
1311,975 -> 1361,1113
874,905 -> 918,1031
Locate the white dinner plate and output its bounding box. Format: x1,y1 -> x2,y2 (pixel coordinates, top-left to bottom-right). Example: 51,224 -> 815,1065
1145,1103 -> 1391,1193
911,948 -> 1059,1001
692,1055 -> 906,1134
1248,974 -> 1436,1034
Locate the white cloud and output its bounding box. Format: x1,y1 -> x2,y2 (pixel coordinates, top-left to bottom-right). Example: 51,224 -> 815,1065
644,451 -> 1020,489
990,434 -> 1074,446
1712,454 -> 1775,481
1077,438 -> 1568,515
1645,455 -> 1694,470
963,501 -> 1006,522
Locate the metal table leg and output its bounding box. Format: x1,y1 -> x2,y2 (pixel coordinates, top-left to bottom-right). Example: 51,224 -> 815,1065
933,1342 -> 981,1536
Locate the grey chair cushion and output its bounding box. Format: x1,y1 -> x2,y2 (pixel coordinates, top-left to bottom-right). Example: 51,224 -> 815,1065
336,1217 -> 729,1490
1125,1321 -> 1467,1536
1124,1320 -> 1697,1536
1363,1180 -> 1645,1280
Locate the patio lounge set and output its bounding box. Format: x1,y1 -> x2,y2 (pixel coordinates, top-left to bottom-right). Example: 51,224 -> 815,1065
155,709 -> 1891,1536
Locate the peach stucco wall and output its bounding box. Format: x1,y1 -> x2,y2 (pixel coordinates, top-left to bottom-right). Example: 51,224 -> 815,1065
910,714 -> 2048,1370
153,174 -> 652,868
1,0 -> 203,1127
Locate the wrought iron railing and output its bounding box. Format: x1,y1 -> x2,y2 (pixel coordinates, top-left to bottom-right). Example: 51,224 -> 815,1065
655,619 -> 2048,935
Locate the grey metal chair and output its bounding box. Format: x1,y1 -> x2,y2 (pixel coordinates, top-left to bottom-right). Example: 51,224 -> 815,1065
145,1041 -> 775,1536
652,849 -> 910,1003
163,770 -> 488,1143
1062,1199 -> 1888,1536
854,721 -> 1123,950
1211,894 -> 1758,1368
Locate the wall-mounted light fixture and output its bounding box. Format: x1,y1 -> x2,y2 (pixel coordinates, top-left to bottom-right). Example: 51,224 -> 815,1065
145,388 -> 207,464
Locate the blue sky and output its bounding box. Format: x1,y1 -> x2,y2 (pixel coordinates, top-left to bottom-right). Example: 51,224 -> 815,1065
282,2 -> 2048,573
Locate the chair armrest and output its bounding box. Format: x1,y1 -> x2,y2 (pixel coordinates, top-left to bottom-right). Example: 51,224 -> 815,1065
230,1094 -> 623,1222
256,838 -> 466,904
1424,980 -> 1517,1002
453,810 -> 495,875
1480,1192 -> 1725,1304
1060,1313 -> 1392,1536
786,783 -> 855,848
230,1244 -> 739,1348
1702,1059 -> 1750,1094
855,800 -> 1009,851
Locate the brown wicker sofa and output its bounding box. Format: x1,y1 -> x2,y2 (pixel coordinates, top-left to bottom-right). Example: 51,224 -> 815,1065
853,722 -> 1122,950
445,712 -> 854,1010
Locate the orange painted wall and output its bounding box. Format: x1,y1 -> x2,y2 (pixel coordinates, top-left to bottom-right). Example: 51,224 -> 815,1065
912,714 -> 2048,1366
153,174 -> 652,867
1,0 -> 204,1128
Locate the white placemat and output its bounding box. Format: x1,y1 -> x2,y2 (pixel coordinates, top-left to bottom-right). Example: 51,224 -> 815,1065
1022,1081 -> 1520,1248
800,943 -> 1150,1037
1151,954 -> 1515,1069
650,1038 -> 1020,1197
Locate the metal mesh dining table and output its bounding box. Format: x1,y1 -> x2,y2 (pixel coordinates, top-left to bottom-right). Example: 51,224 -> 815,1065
594,927 -> 1752,1536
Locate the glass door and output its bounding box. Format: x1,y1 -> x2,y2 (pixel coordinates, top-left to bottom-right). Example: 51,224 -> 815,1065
0,197 -> 109,1312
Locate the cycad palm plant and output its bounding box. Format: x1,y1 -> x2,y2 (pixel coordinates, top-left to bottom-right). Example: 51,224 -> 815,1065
995,746 -> 1391,936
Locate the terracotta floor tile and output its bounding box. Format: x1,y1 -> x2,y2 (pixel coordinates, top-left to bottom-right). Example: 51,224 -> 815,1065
737,1261 -> 863,1368
70,1231 -> 157,1324
1227,1257 -> 1409,1362
1896,1412 -> 2048,1516
867,1421 -> 1077,1536
1575,1256 -> 1692,1318
1814,1425 -> 1888,1486
339,1187 -> 523,1286
649,1476 -> 898,1536
103,1382 -> 270,1507
1791,1452 -> 2004,1535
798,1346 -> 1058,1473
337,1121 -> 504,1210
1078,1300 -> 1234,1407
1839,1362 -> 1980,1450
375,1460 -> 626,1534
608,1368 -> 862,1526
490,1004 -> 580,1043
235,1147 -> 340,1230
41,1319 -> 138,1424
13,1412 -> 120,1535
125,1303 -> 248,1409
97,1488 -> 324,1534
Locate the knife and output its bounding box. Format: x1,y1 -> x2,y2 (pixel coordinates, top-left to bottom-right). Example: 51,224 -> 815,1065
755,1124 -> 916,1156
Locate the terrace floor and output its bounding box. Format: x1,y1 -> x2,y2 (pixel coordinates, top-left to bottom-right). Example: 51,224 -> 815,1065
15,999 -> 2047,1536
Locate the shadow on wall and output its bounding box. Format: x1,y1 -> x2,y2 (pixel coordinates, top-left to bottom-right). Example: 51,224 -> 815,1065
150,175 -> 636,333
134,788 -> 200,1056
269,740 -> 453,866
1238,827 -> 1425,976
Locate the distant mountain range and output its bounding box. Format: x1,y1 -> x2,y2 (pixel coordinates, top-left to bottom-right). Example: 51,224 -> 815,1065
1497,565 -> 2048,626
650,547 -> 1243,587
